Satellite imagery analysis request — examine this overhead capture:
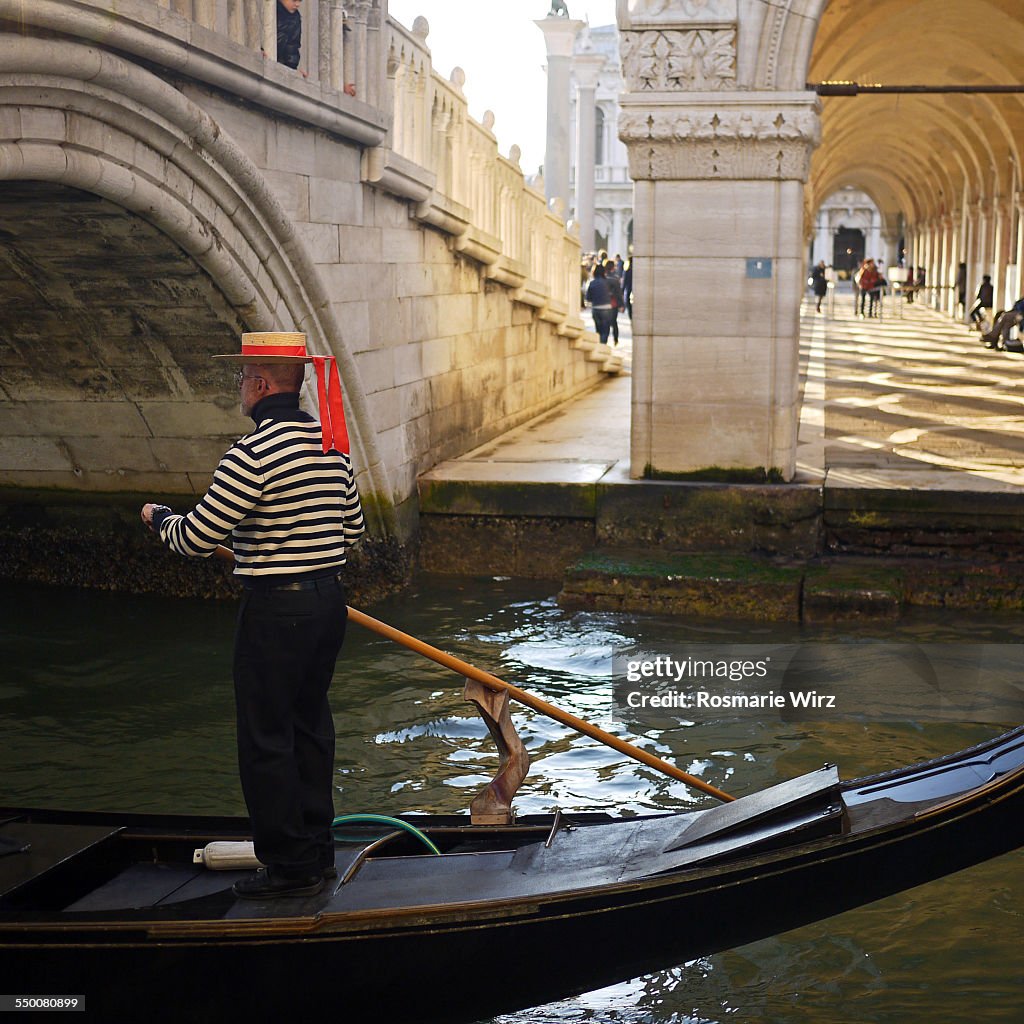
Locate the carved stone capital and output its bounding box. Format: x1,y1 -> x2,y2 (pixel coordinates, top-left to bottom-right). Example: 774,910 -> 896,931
618,94 -> 821,181
621,27 -> 736,92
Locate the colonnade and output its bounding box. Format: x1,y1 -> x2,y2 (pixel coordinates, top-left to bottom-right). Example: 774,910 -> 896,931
904,194 -> 1024,319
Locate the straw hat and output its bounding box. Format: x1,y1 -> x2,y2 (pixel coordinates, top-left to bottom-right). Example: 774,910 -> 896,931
214,331 -> 350,454
213,332 -> 313,364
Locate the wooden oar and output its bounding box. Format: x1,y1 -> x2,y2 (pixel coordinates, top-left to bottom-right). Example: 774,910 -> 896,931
213,545 -> 734,803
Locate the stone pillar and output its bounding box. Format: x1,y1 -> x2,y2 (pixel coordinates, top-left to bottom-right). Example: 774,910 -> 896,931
939,215 -> 952,315
346,0 -> 372,101
949,210 -> 962,314
979,200 -> 993,288
1014,193 -> 1024,308
964,203 -> 977,313
535,15 -> 584,216
611,207 -> 626,258
617,2 -> 820,481
573,53 -> 605,253
814,212 -> 832,266
926,218 -> 939,308
262,0 -> 277,61
934,218 -> 946,311
991,198 -> 1006,318
919,220 -> 930,305
867,210 -> 881,264
881,231 -> 899,273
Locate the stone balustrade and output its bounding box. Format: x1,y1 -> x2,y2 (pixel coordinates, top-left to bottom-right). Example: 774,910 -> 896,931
149,0 -> 383,106
381,17 -> 585,335
133,1 -> 584,336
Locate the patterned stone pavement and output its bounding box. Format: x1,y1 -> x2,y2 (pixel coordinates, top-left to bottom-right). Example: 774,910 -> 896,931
797,293 -> 1024,492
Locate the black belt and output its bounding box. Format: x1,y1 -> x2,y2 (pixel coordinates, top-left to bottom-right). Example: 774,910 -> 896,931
242,573 -> 344,592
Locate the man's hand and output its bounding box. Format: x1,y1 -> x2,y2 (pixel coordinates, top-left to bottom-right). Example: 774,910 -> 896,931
141,503 -> 171,532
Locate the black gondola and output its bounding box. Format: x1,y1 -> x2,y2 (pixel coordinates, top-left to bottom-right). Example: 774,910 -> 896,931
2,726 -> 1023,1022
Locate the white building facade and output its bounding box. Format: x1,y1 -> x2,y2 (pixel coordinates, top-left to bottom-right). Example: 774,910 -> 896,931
569,25 -> 634,258
810,187 -> 901,278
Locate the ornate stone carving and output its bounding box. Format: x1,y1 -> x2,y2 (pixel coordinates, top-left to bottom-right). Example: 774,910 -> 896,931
618,100 -> 821,181
619,0 -> 738,27
618,105 -> 820,144
621,29 -> 736,92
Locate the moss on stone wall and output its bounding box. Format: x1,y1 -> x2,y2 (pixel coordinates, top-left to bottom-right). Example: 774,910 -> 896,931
0,490 -> 412,605
643,464 -> 786,484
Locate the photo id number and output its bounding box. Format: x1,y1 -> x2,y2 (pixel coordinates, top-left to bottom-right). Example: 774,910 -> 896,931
0,996 -> 84,1012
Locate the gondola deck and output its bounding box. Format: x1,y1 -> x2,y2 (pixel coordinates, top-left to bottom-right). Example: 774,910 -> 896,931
2,726 -> 1023,1021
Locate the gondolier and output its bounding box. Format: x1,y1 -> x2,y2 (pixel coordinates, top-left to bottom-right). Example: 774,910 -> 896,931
140,331 -> 364,899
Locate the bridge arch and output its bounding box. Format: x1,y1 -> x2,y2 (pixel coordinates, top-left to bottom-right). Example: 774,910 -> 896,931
0,36 -> 392,530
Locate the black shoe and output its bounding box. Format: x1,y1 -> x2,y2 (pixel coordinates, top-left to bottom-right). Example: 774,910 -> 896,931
320,845 -> 338,879
232,867 -> 324,900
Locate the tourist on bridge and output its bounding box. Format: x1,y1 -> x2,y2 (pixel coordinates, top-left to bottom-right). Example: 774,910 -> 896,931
141,332 -> 364,899
276,0 -> 302,70
585,263 -> 615,345
604,259 -> 624,346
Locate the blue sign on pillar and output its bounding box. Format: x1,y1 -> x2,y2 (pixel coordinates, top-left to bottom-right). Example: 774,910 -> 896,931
746,258 -> 773,278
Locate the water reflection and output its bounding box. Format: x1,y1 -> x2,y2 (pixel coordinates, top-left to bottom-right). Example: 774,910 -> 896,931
2,576 -> 1023,1021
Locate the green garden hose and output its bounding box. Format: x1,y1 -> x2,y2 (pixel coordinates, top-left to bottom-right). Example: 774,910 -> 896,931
331,813 -> 441,855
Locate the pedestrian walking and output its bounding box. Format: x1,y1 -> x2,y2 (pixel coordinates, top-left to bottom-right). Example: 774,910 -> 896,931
585,264 -> 615,345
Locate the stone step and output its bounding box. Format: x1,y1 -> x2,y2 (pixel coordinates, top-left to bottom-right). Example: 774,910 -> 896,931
569,334 -> 622,373
557,550 -> 1024,620
802,563 -> 903,621
559,550 -> 805,621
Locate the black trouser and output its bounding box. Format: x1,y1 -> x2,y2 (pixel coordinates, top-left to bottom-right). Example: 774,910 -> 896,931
233,576 -> 347,874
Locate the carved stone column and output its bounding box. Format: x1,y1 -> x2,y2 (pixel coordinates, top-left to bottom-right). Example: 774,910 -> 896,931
990,198 -> 1005,316
881,231 -> 899,274
573,53 -> 605,253
535,15 -> 584,216
867,208 -> 882,265
964,202 -> 976,288
611,207 -> 626,259
348,0 -> 373,102
976,200 -> 993,289
1014,192 -> 1024,308
939,214 -> 952,315
617,0 -> 820,480
814,211 -> 831,266
948,210 -> 962,316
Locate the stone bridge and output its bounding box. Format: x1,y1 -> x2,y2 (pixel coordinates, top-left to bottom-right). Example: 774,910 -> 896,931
0,0 -> 619,544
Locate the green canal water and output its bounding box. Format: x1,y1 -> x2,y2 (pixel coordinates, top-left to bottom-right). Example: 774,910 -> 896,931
2,575 -> 1023,1022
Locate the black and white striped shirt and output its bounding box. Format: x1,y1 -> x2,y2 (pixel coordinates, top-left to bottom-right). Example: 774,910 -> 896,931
154,395 -> 364,578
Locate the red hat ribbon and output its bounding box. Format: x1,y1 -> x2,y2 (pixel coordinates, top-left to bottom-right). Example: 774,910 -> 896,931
311,356 -> 350,456
240,340 -> 308,358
